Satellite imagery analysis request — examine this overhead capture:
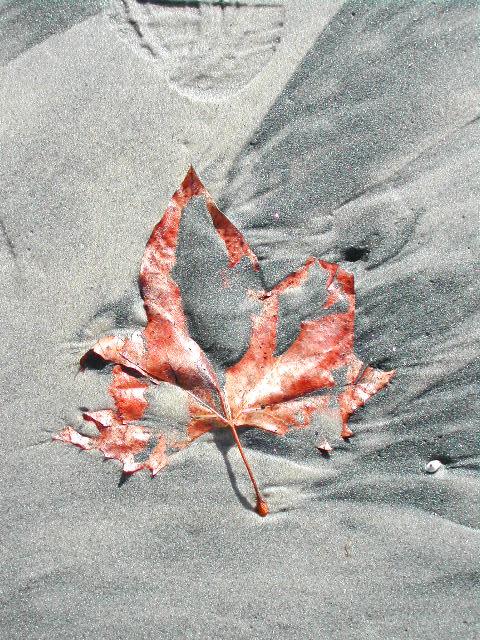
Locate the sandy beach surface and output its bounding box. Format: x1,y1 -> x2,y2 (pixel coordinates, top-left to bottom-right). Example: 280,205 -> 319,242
1,1 -> 479,638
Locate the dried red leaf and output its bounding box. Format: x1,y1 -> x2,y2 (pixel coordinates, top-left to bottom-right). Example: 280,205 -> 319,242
56,167 -> 394,515
317,439 -> 333,455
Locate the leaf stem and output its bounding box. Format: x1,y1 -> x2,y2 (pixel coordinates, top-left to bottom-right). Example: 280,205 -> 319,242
123,352 -> 267,514
228,424 -> 268,517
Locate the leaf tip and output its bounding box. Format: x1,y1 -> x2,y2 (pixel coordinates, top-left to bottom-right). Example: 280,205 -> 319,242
341,425 -> 355,439
184,165 -> 201,191
122,459 -> 141,474
317,439 -> 333,455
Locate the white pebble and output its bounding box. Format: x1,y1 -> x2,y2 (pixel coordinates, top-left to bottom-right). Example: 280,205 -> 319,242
425,460 -> 443,474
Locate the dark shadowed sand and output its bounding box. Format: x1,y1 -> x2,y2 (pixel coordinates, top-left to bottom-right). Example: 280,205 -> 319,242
1,1 -> 479,638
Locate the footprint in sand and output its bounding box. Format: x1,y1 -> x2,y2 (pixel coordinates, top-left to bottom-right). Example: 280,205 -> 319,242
109,0 -> 285,100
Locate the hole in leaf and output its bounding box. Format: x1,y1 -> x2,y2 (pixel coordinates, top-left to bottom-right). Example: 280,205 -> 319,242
134,435 -> 159,462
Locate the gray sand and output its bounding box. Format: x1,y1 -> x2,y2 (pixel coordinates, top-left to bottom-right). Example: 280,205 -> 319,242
1,1 -> 479,638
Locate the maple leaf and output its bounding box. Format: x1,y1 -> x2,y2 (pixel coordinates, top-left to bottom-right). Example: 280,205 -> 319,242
55,167 -> 394,516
